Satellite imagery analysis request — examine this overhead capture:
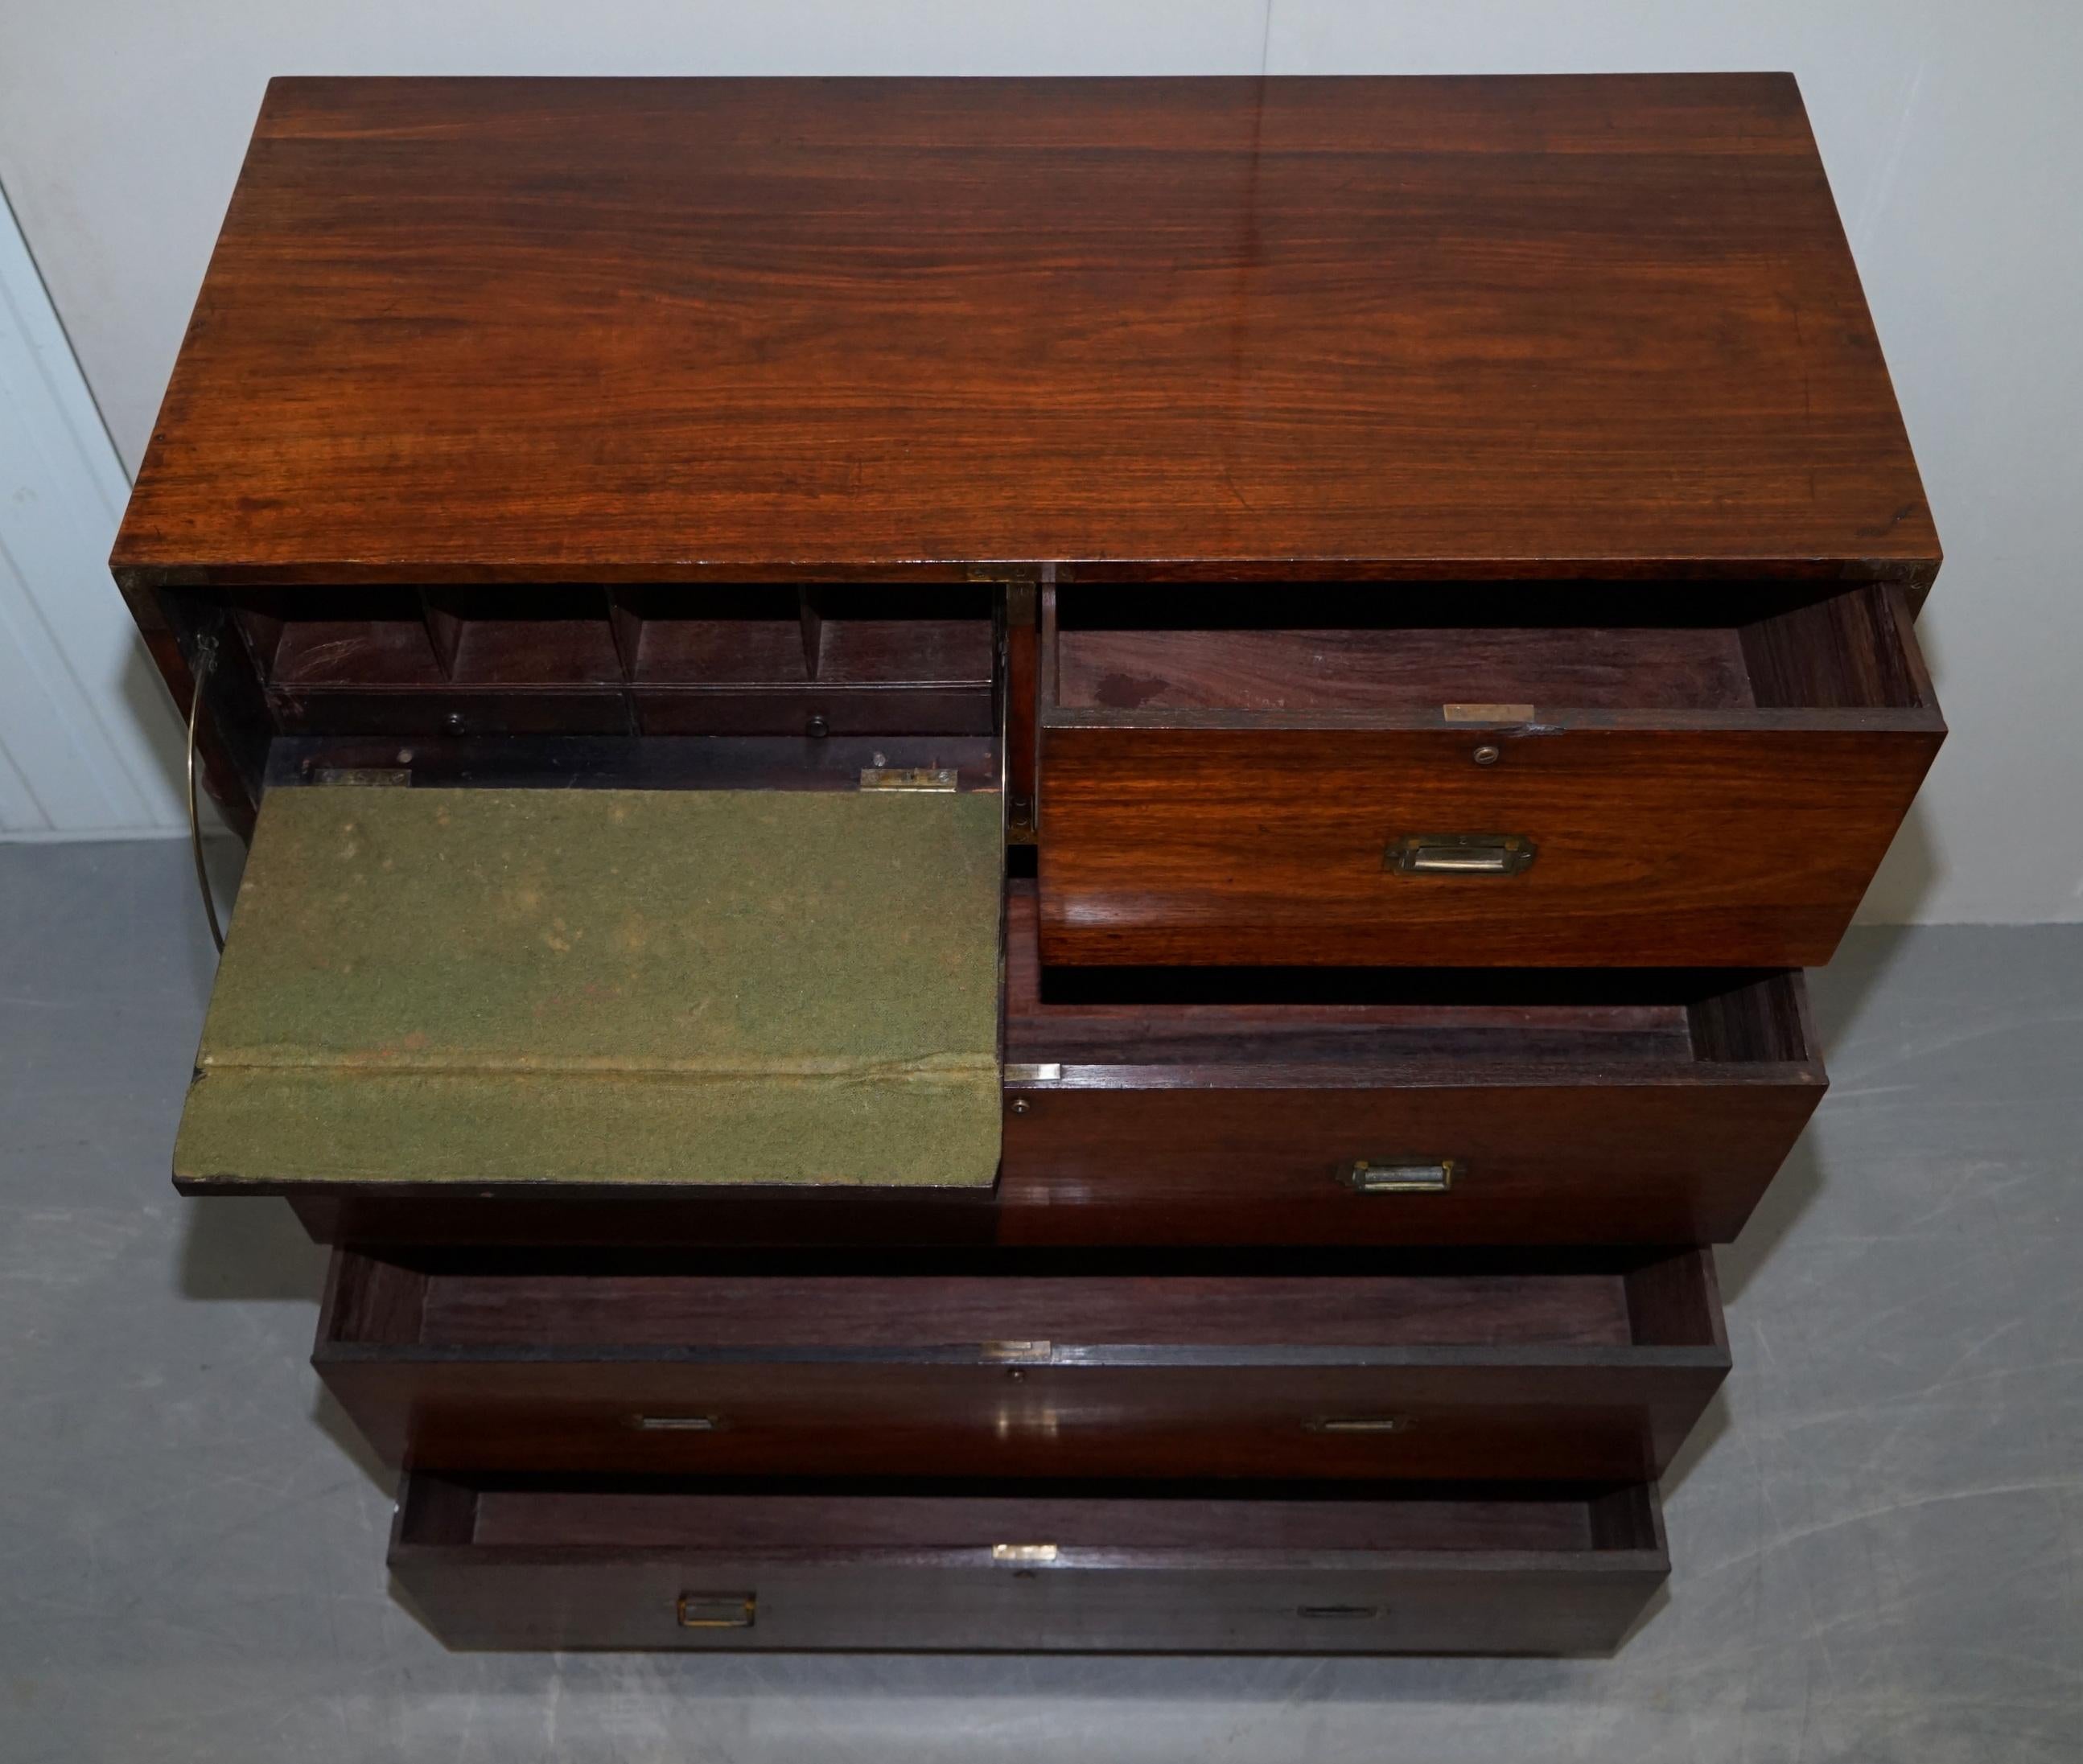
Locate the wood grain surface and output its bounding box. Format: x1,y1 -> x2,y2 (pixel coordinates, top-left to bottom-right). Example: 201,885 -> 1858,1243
113,74 -> 1936,594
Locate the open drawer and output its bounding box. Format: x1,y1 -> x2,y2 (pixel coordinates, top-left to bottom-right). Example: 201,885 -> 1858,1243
317,1245 -> 1727,1483
389,1471 -> 1669,1655
1002,882 -> 1824,1246
1035,580 -> 1944,967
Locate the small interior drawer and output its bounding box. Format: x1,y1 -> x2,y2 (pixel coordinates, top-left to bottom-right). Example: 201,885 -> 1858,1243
318,1246 -> 1727,1483
388,1471 -> 1669,1654
220,582 -> 997,741
1036,580 -> 1944,967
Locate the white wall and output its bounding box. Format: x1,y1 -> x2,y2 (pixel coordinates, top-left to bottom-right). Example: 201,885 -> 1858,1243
0,2 -> 2077,918
0,189 -> 186,837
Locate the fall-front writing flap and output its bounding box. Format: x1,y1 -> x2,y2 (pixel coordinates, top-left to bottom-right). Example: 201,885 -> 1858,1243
175,787 -> 1003,1189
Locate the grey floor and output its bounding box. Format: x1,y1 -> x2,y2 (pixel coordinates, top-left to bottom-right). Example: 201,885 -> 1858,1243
2,837 -> 2077,1763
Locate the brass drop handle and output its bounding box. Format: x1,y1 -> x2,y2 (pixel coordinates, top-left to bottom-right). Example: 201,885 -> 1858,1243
1385,833 -> 1535,876
1341,1159 -> 1457,1194
676,1592 -> 755,1630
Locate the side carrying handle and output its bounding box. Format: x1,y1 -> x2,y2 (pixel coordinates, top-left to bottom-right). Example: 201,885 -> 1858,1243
1385,833 -> 1535,876
185,635 -> 227,953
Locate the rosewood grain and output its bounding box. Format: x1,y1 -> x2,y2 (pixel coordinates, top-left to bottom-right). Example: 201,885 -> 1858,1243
1037,583 -> 1942,968
113,75 -> 1936,596
389,1472 -> 1669,1654
112,72 -> 1942,829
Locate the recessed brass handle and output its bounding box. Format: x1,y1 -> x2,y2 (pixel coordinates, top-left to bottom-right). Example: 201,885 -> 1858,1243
1341,1158 -> 1457,1194
1306,1417 -> 1410,1434
676,1592 -> 755,1629
629,1413 -> 726,1432
1385,833 -> 1535,876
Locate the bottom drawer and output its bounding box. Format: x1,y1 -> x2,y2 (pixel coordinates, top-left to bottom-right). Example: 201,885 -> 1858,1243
389,1474 -> 1668,1655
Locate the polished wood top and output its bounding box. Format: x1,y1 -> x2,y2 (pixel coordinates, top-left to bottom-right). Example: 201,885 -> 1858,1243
113,75 -> 1937,590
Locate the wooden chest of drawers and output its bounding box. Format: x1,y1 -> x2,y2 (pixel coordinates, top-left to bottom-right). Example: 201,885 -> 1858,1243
114,72 -> 1940,1655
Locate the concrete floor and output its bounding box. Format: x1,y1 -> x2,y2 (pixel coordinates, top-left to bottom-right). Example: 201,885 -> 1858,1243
2,837 -> 2077,1762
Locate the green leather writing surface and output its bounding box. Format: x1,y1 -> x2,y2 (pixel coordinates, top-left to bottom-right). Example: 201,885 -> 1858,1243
175,787 -> 1003,1188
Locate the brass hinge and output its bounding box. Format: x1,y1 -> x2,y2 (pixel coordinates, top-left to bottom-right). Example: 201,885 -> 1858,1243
859,767 -> 958,792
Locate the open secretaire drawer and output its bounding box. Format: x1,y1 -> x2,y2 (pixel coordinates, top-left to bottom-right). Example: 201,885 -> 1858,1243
1034,579 -> 1944,968
318,1245 -> 1728,1482
389,1472 -> 1669,1655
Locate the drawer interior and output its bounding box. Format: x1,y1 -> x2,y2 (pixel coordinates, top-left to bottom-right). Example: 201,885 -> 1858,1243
399,1473 -> 1663,1559
325,1247 -> 1725,1357
1048,581 -> 1930,719
1008,882 -> 1812,1070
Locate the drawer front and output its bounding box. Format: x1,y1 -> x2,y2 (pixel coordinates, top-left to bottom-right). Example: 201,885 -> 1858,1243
267,688 -> 633,736
317,1252 -> 1728,1482
635,685 -> 992,737
389,1477 -> 1669,1655
1037,722 -> 1940,968
324,1359 -> 1719,1482
999,1079 -> 1818,1246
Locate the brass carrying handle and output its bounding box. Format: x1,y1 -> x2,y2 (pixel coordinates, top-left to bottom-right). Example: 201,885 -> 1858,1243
1385,833 -> 1535,876
184,635 -> 226,953
676,1592 -> 755,1630
1341,1159 -> 1457,1194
